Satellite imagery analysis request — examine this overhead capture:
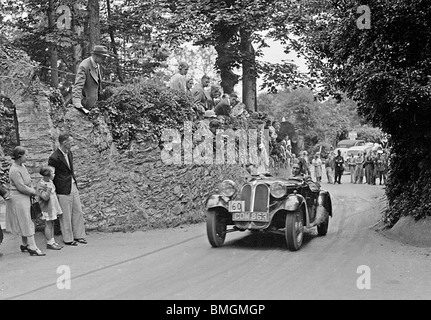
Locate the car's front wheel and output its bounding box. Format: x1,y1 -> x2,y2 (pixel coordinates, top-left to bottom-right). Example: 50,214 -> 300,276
317,213 -> 329,236
285,209 -> 304,251
206,209 -> 227,247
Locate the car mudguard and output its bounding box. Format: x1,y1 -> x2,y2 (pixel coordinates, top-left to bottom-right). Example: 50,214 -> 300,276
205,194 -> 230,211
277,194 -> 306,212
318,190 -> 332,217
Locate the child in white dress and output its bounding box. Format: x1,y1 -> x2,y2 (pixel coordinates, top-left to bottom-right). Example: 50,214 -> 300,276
37,166 -> 63,250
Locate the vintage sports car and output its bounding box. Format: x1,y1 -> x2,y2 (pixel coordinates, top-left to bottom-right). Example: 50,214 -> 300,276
205,175 -> 332,251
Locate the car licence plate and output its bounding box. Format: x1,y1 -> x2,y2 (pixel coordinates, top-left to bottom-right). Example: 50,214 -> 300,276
232,212 -> 269,222
228,201 -> 245,213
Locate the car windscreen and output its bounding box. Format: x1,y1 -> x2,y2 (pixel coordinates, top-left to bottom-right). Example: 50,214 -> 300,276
337,143 -> 354,148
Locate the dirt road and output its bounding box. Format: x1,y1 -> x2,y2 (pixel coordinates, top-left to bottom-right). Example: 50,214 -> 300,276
1,174 -> 430,300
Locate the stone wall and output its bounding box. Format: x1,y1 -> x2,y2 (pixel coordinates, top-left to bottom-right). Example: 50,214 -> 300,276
55,108 -> 247,231
0,40 -> 57,177
0,40 -> 247,232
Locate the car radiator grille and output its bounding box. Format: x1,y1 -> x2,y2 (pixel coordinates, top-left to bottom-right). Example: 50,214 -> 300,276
240,183 -> 269,212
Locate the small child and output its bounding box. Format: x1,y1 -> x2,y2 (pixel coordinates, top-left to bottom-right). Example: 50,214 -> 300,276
0,184 -> 10,201
0,184 -> 9,257
37,166 -> 63,250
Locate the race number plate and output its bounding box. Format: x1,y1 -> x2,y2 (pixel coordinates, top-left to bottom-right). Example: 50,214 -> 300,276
228,201 -> 245,213
232,212 -> 269,222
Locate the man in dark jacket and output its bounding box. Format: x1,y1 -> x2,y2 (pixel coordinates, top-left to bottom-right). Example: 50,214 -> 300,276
48,133 -> 86,246
334,149 -> 344,184
214,94 -> 231,116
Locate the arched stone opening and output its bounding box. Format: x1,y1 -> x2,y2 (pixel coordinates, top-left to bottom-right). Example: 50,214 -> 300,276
0,40 -> 57,176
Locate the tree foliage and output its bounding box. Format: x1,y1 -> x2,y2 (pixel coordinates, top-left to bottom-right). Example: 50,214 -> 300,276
93,81 -> 195,150
288,0 -> 431,223
257,88 -> 355,152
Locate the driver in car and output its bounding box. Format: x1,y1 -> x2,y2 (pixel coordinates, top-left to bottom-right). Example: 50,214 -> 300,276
290,163 -> 320,192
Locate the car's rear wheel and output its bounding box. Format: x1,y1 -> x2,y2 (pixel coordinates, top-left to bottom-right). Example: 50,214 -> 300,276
317,214 -> 329,236
206,209 -> 227,247
285,209 -> 304,251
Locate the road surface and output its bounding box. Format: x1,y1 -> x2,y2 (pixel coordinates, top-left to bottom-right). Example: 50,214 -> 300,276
1,174 -> 430,300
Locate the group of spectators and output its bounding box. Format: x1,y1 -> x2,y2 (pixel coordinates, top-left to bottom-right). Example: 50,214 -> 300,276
343,148 -> 389,185
260,118 -> 390,186
0,134 -> 87,258
299,148 -> 389,185
169,61 -> 250,121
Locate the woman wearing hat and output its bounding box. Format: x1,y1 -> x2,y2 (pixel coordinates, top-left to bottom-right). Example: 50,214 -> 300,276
72,45 -> 111,114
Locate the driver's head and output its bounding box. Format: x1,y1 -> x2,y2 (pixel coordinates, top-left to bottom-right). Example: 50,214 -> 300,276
292,164 -> 301,176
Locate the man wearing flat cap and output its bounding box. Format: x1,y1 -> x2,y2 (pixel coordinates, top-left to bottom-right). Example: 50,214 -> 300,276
72,45 -> 111,115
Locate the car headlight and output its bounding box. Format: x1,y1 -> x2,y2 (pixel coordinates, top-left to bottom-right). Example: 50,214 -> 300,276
270,182 -> 287,198
219,180 -> 237,197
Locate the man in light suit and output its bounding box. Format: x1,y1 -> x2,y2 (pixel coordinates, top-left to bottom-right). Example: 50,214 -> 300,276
72,45 -> 111,115
169,61 -> 189,93
48,133 -> 86,246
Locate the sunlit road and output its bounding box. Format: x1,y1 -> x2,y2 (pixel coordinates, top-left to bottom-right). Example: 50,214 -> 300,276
1,174 -> 430,300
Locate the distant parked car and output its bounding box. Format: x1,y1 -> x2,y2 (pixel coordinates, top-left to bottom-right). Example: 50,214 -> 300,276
334,139 -> 365,161
347,142 -> 374,158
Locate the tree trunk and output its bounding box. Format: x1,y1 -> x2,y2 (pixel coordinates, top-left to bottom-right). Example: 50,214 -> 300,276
72,3 -> 85,73
216,49 -> 239,95
240,29 -> 257,112
87,0 -> 101,53
214,24 -> 240,94
47,0 -> 58,88
106,0 -> 123,83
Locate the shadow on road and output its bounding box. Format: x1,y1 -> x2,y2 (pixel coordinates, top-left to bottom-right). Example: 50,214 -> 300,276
221,229 -> 318,251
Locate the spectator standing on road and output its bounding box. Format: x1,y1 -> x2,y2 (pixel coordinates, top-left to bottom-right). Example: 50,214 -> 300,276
312,153 -> 322,182
375,151 -> 386,185
371,150 -> 378,185
364,151 -> 374,185
169,61 -> 189,93
48,134 -> 87,246
334,149 -> 344,184
324,154 -> 334,184
347,153 -> 356,183
72,45 -> 111,115
6,146 -> 46,256
354,152 -> 365,184
37,166 -> 63,251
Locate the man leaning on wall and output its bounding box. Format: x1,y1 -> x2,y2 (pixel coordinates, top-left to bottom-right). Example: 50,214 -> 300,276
72,45 -> 112,115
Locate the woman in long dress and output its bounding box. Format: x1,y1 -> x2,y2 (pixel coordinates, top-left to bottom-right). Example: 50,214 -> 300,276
312,153 -> 323,183
6,146 -> 46,256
